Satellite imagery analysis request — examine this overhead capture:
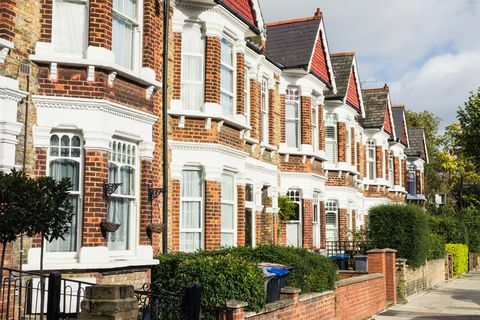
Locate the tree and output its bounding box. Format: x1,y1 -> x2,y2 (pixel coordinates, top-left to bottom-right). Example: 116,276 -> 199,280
457,89 -> 480,168
277,195 -> 296,242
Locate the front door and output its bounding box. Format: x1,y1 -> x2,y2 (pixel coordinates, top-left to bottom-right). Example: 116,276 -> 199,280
286,190 -> 301,247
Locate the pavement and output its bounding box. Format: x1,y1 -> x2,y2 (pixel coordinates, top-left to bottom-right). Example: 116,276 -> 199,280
373,271 -> 480,320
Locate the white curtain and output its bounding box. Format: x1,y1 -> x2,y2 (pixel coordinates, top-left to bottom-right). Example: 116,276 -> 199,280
180,233 -> 201,253
286,102 -> 299,148
221,174 -> 235,247
107,198 -> 131,251
182,27 -> 204,111
182,170 -> 202,197
113,15 -> 134,69
181,170 -> 203,252
53,0 -> 87,55
220,39 -> 234,117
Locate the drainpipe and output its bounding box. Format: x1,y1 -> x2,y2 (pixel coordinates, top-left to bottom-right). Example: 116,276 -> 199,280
162,0 -> 170,254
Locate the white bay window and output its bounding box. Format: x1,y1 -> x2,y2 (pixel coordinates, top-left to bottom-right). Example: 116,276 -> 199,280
180,169 -> 203,252
182,26 -> 204,111
112,0 -> 140,70
47,133 -> 82,253
221,172 -> 236,247
107,140 -> 138,252
52,0 -> 88,56
367,139 -> 376,180
285,89 -> 300,149
325,113 -> 337,163
220,38 -> 235,117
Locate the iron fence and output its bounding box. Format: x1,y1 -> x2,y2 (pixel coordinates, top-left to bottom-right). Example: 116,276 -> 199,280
0,268 -> 94,320
135,283 -> 202,320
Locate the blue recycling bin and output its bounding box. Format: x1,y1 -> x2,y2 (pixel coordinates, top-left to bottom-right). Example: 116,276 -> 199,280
329,254 -> 350,270
258,264 -> 293,303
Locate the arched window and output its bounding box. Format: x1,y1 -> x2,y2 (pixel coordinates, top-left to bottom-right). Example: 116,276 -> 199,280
47,133 -> 82,253
326,200 -> 338,241
286,190 -> 301,247
107,139 -> 138,251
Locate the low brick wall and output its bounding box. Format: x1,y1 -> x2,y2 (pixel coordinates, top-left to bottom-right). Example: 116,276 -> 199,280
396,258 -> 446,302
338,270 -> 368,279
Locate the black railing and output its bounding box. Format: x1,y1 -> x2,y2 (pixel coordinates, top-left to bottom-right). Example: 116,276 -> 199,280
325,241 -> 374,257
135,283 -> 202,320
0,267 -> 94,320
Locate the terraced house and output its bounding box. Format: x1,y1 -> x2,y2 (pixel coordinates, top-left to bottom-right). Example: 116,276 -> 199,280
0,0 -> 429,288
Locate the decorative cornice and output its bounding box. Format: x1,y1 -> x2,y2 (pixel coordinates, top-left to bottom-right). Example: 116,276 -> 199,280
32,96 -> 158,125
169,140 -> 248,160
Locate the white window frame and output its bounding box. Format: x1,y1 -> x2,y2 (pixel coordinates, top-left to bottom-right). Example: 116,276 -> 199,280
220,37 -> 235,118
325,113 -> 338,164
52,0 -> 88,57
261,77 -> 269,144
107,139 -> 139,256
388,152 -> 394,187
45,132 -> 83,260
221,171 -> 237,247
312,192 -> 320,248
112,0 -> 143,71
346,126 -> 352,164
311,96 -> 319,152
285,88 -> 300,149
326,200 -> 338,241
244,183 -> 255,247
180,168 -> 204,253
181,24 -> 205,111
367,139 -> 376,180
409,165 -> 417,196
286,189 -> 302,247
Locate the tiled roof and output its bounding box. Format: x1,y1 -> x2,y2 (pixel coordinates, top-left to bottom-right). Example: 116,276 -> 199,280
325,53 -> 354,100
216,0 -> 259,31
266,18 -> 321,69
392,105 -> 409,146
406,128 -> 427,161
361,87 -> 389,129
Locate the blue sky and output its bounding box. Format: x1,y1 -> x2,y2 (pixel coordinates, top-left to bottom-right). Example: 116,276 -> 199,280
259,0 -> 480,131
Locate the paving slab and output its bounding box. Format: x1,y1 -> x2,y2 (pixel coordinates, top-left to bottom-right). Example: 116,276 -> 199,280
373,271 -> 480,320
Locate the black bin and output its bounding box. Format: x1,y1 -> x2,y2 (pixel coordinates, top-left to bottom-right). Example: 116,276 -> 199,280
258,264 -> 293,303
329,254 -> 350,270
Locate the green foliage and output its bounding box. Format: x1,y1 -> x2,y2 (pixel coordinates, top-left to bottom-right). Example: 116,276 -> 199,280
367,204 -> 430,267
278,195 -> 296,222
153,246 -> 338,319
457,88 -> 480,168
445,243 -> 468,276
428,233 -> 446,261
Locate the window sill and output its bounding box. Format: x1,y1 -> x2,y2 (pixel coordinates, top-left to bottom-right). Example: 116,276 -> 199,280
23,258 -> 159,272
245,136 -> 259,145
169,102 -> 250,130
260,142 -> 277,152
278,143 -> 327,161
389,186 -> 406,193
363,179 -> 390,187
30,44 -> 161,88
324,162 -> 358,174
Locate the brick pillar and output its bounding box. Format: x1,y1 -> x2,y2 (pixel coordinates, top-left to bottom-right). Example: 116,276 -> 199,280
337,122 -> 347,163
205,180 -> 221,250
81,285 -> 137,319
368,249 -> 397,304
351,128 -> 355,166
34,147 -> 47,178
385,153 -> 389,182
394,157 -> 400,186
376,146 -> 383,178
39,0 -> 52,42
170,179 -> 180,251
357,142 -> 362,176
172,32 -> 182,100
142,0 -> 162,72
0,0 -> 15,41
205,36 -> 221,105
416,170 -> 421,194
338,209 -> 348,241
139,160 -> 154,247
89,0 -> 113,49
237,185 -> 246,246
280,94 -> 286,143
318,105 -> 325,151
302,199 -> 313,249
352,210 -> 356,231
82,149 -> 109,246
219,300 -> 247,320
268,88 -> 276,145
236,52 -> 245,115
320,201 -> 326,249
401,159 -> 406,188
249,80 -> 261,140
300,96 -> 311,145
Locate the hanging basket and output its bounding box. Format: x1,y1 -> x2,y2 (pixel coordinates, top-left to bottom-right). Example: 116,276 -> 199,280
147,223 -> 164,234
100,221 -> 121,233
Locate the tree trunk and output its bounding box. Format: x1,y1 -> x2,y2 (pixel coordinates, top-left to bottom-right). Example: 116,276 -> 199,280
0,241 -> 7,291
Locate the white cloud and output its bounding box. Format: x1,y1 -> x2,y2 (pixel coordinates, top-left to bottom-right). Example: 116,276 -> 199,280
259,0 -> 480,128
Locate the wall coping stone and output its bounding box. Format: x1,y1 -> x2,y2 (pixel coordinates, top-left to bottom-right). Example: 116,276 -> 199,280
280,287 -> 301,294
336,273 -> 383,287
396,258 -> 408,262
298,290 -> 334,302
368,248 -> 397,253
225,300 -> 249,309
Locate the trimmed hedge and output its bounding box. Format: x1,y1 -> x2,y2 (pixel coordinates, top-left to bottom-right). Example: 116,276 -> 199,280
153,246 -> 338,319
428,233 -> 446,261
367,204 -> 430,267
445,243 -> 468,276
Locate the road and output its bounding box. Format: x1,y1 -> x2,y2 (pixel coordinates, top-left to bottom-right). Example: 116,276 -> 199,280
374,270 -> 480,320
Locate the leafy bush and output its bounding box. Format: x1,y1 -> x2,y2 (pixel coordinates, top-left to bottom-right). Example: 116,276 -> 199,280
153,246 -> 338,319
367,204 -> 430,267
445,243 -> 468,276
428,233 -> 446,260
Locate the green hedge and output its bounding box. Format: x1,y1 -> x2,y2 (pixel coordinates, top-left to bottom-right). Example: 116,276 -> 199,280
367,204 -> 430,267
153,246 -> 337,319
428,233 -> 446,261
445,243 -> 468,276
